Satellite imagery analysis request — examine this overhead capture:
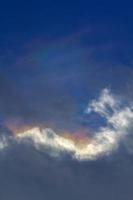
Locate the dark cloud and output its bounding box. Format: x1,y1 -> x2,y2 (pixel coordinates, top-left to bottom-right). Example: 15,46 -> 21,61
0,113 -> 133,200
0,141 -> 133,200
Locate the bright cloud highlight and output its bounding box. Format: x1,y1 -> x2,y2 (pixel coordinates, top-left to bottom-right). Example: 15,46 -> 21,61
0,88 -> 133,161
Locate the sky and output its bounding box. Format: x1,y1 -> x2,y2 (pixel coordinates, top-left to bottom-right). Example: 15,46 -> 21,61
0,1 -> 133,199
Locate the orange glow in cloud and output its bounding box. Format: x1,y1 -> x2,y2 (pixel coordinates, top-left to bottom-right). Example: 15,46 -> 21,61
5,119 -> 92,148
62,130 -> 92,148
5,119 -> 36,136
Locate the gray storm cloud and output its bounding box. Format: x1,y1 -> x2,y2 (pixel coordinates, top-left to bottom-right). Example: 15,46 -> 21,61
0,88 -> 133,161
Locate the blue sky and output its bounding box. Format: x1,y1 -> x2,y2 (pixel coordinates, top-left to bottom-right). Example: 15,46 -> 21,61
0,1 -> 133,199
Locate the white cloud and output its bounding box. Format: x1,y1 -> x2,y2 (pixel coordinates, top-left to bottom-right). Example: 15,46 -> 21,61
1,88 -> 133,161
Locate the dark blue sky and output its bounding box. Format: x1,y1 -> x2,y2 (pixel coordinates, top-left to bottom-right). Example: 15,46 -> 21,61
0,0 -> 133,130
0,1 -> 133,45
0,1 -> 133,200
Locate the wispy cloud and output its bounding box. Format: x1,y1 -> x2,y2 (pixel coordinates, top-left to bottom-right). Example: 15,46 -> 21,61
1,88 -> 133,161
11,89 -> 133,160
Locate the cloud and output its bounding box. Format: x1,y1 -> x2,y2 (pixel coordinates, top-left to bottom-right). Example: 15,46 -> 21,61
85,89 -> 133,157
0,89 -> 127,161
1,91 -> 133,199
0,88 -> 133,161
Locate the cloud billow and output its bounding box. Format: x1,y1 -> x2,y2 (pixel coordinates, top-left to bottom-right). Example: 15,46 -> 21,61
1,88 -> 133,161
